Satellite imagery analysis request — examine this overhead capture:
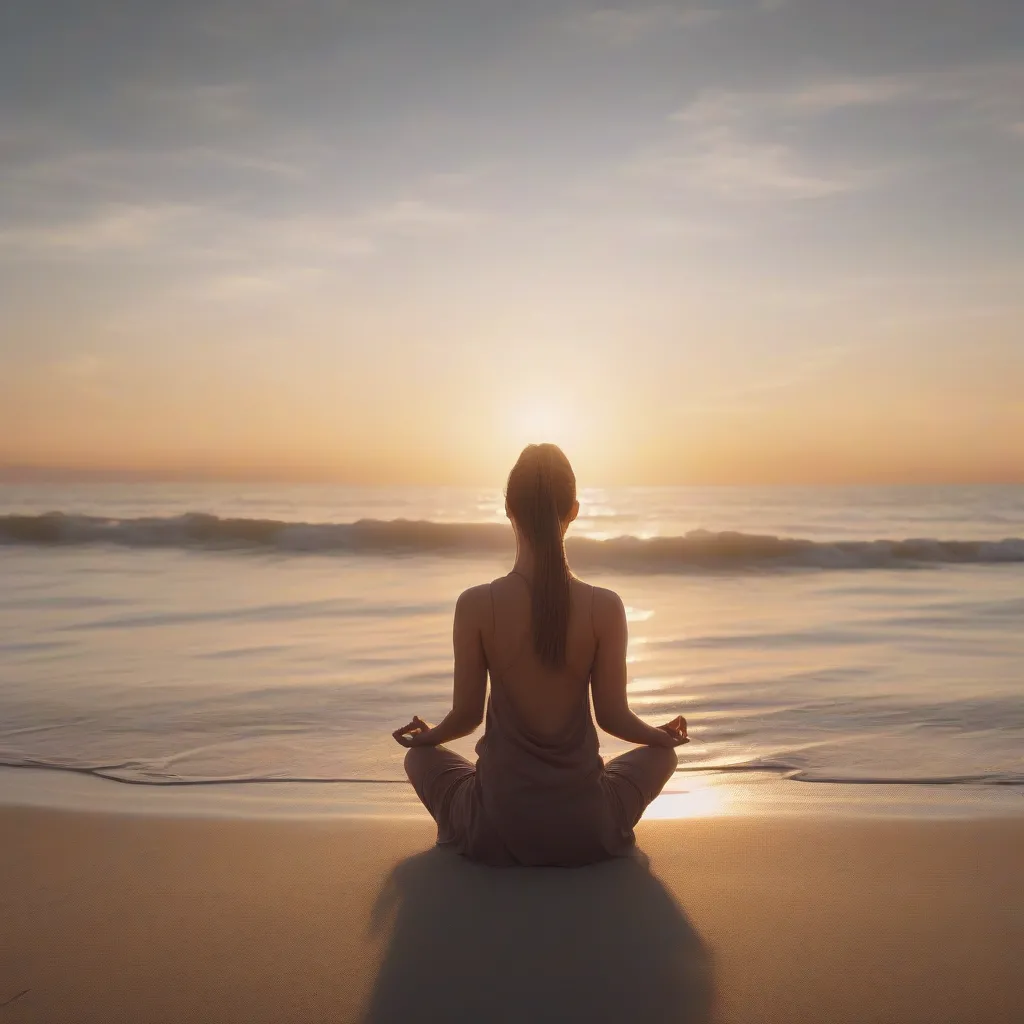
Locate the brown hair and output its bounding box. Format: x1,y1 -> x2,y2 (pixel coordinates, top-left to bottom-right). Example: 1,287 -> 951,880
505,443 -> 576,668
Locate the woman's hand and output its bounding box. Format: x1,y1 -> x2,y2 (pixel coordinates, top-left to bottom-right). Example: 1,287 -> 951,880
655,715 -> 689,747
392,716 -> 433,748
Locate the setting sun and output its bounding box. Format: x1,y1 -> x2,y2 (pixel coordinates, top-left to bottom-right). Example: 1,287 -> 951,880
511,399 -> 574,446
497,394 -> 597,475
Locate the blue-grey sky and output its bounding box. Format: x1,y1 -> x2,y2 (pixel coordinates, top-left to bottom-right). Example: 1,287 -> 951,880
1,0 -> 1021,483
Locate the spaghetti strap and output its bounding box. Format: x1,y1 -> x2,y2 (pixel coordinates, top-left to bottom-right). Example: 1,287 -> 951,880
590,583 -> 597,645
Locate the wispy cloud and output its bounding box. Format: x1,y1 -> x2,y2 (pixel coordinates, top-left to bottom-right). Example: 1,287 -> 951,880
676,341 -> 861,417
677,77 -> 910,128
631,126 -> 865,200
137,81 -> 253,126
225,198 -> 482,260
0,204 -> 196,256
0,181 -> 479,267
6,143 -> 309,192
635,59 -> 1024,200
634,128 -> 862,198
184,197 -> 483,300
193,267 -> 328,302
51,353 -> 103,379
677,61 -> 1024,134
651,76 -> 905,197
573,4 -> 724,45
360,198 -> 478,233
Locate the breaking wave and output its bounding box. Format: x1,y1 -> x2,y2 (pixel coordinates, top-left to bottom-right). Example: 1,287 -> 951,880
2,512 -> 1023,571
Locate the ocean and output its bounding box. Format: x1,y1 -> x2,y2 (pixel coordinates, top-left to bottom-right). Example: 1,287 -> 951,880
1,482 -> 1022,815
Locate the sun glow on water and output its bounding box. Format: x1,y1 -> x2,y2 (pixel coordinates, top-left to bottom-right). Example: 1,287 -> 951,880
644,781 -> 731,819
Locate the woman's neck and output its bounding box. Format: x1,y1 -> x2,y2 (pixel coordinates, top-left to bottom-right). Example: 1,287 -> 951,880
511,551 -> 535,580
511,526 -> 569,580
511,535 -> 537,580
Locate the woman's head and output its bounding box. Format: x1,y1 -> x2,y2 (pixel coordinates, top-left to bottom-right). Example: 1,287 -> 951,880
504,444 -> 579,668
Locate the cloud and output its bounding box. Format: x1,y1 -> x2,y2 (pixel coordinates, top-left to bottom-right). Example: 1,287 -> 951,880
7,146 -> 308,195
361,198 -> 478,233
137,81 -> 253,126
194,267 -> 328,302
0,138 -> 480,267
639,59 -> 1024,200
632,120 -> 865,201
232,198 -> 481,260
51,353 -> 103,379
645,129 -> 857,198
572,0 -> 809,46
677,61 -> 1024,132
159,196 -> 482,301
675,341 -> 861,417
677,77 -> 910,128
652,78 -> 904,197
0,204 -> 196,256
573,4 -> 724,45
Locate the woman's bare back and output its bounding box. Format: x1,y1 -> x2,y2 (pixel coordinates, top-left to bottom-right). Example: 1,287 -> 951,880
482,573 -> 598,741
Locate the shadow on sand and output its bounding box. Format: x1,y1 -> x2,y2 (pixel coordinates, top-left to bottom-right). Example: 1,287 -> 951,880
362,846 -> 713,1024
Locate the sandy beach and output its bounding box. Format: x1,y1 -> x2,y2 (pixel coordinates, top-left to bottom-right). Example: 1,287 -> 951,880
1,806 -> 1021,1023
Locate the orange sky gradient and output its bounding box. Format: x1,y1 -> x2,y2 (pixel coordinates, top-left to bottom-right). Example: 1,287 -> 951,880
2,1 -> 1022,487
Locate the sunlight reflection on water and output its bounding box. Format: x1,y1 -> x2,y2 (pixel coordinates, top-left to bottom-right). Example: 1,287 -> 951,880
646,780 -> 731,819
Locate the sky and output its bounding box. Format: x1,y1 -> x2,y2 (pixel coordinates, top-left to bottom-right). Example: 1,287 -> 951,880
1,0 -> 1022,486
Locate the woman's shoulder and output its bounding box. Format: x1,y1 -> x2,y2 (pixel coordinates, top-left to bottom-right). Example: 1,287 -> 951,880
571,577 -> 624,620
453,582 -> 493,623
456,582 -> 493,605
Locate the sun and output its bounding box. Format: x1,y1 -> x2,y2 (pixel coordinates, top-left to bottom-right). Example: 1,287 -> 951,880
497,394 -> 594,473
514,399 -> 571,443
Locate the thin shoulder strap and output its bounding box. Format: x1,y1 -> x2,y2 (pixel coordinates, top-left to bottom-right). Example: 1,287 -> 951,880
590,583 -> 597,644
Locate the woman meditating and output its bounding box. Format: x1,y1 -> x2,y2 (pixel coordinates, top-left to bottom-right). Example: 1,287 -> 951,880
393,443 -> 688,867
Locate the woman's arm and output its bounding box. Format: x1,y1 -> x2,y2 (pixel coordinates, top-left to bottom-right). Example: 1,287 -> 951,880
402,586 -> 488,747
590,588 -> 686,748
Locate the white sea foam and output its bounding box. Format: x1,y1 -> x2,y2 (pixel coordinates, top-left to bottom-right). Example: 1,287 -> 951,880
1,755 -> 1021,789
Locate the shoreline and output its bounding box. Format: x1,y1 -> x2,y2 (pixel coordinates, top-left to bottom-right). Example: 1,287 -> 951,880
2,806 -> 1022,1023
2,763 -> 1022,821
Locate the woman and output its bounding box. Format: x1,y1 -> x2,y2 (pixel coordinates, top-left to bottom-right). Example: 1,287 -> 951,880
393,443 -> 688,867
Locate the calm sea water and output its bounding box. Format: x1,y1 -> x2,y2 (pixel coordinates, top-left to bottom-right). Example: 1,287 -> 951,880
1,483 -> 1022,812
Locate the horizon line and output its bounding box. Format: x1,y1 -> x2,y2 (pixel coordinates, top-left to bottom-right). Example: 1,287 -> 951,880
1,464 -> 1022,489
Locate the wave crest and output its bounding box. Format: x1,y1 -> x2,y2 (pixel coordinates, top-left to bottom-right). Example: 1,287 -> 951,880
2,512 -> 1023,570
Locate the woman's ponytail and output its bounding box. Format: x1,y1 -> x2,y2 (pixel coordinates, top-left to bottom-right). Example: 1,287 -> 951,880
505,444 -> 576,668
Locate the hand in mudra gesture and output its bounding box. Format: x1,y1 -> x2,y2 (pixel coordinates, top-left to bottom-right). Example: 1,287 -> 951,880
392,715 -> 432,747
656,715 -> 688,747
